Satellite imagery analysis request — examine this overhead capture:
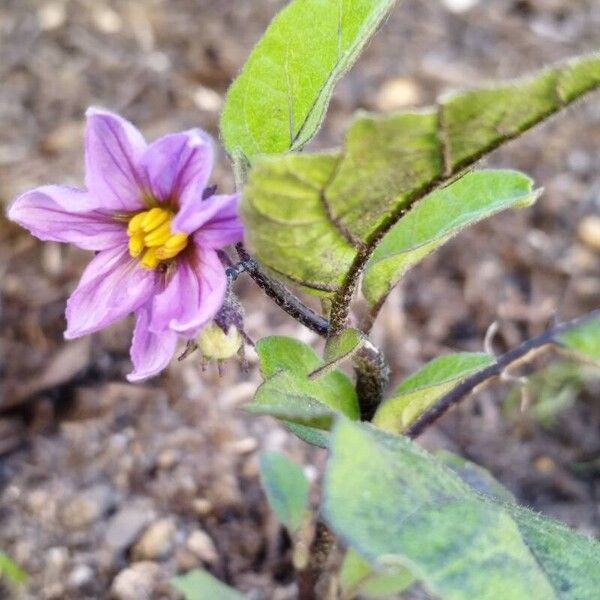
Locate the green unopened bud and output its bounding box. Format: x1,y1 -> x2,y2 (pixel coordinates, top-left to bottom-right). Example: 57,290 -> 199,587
198,323 -> 243,361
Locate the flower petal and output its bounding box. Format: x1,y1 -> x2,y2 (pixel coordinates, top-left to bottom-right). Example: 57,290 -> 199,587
141,129 -> 214,207
84,107 -> 147,212
193,194 -> 244,248
8,185 -> 127,251
172,193 -> 243,250
65,245 -> 156,338
127,305 -> 178,382
150,246 -> 227,338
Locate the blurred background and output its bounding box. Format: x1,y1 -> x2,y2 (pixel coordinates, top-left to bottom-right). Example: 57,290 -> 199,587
0,0 -> 599,598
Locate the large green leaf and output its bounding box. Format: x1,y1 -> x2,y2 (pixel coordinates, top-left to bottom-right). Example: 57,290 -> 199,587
246,337 -> 359,444
437,450 -> 516,504
221,0 -> 396,163
373,352 -> 494,432
243,54 -> 600,299
171,569 -> 245,600
362,170 -> 539,305
323,419 -> 600,600
557,315 -> 600,362
259,452 -> 310,533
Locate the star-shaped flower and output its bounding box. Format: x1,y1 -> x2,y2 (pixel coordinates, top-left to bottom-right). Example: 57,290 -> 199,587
8,108 -> 243,380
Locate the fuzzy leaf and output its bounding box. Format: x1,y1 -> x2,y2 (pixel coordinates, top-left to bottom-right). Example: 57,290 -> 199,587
171,569 -> 245,600
221,0 -> 396,163
437,451 -> 516,504
323,420 -> 600,600
557,315 -> 600,362
247,337 -> 359,443
373,352 -> 494,432
243,54 -> 600,298
260,452 -> 310,533
362,171 -> 539,305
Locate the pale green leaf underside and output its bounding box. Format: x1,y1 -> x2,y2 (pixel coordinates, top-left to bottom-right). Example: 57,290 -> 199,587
171,569 -> 245,600
259,452 -> 309,533
373,352 -> 494,432
248,337 -> 359,444
557,315 -> 600,362
362,170 -> 538,305
243,54 -> 600,298
220,0 -> 396,162
323,420 -> 600,600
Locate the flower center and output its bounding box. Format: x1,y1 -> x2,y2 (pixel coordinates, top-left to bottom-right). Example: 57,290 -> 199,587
127,207 -> 189,269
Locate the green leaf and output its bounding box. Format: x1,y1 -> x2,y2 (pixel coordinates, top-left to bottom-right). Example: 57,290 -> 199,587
0,551 -> 27,585
373,352 -> 494,432
243,54 -> 600,297
171,569 -> 245,600
309,327 -> 366,379
436,450 -> 516,504
362,170 -> 539,305
259,452 -> 310,533
323,419 -> 600,600
247,337 -> 359,443
220,0 -> 396,163
340,548 -> 414,599
557,315 -> 600,362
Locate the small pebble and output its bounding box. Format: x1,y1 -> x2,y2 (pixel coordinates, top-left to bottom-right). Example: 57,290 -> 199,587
186,529 -> 219,564
104,500 -> 155,554
376,78 -> 421,111
68,564 -> 94,589
61,484 -> 116,530
578,215 -> 600,251
111,562 -> 161,600
132,518 -> 177,561
191,498 -> 213,516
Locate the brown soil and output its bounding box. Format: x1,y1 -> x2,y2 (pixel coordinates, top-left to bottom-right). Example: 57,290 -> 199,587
0,0 -> 599,598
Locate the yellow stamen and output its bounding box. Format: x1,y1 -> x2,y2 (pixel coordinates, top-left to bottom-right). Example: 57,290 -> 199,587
127,212 -> 146,235
141,248 -> 161,269
128,233 -> 145,257
144,221 -> 172,247
127,207 -> 189,269
141,207 -> 170,232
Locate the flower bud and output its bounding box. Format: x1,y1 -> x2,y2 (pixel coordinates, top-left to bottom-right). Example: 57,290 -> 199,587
197,322 -> 243,361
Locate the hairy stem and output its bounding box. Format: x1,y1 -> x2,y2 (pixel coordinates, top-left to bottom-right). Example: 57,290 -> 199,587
297,521 -> 336,600
354,344 -> 390,420
235,244 -> 329,337
405,309 -> 600,439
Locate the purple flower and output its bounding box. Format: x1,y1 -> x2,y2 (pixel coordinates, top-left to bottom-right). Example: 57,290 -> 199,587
8,108 -> 244,381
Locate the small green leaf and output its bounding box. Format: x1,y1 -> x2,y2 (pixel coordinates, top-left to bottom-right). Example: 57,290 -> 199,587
340,548 -> 414,598
323,419 -> 600,600
171,569 -> 245,600
247,337 -> 359,444
0,551 -> 27,585
557,315 -> 600,362
243,54 -> 600,298
373,352 -> 494,432
259,452 -> 310,533
362,170 -> 539,305
309,328 -> 366,379
220,0 -> 396,163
